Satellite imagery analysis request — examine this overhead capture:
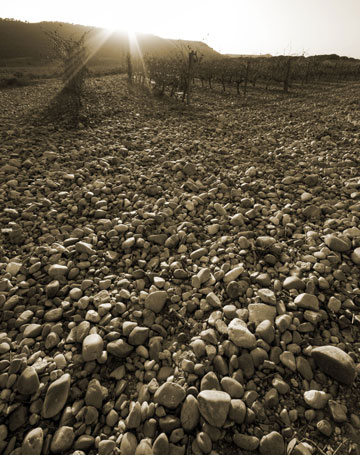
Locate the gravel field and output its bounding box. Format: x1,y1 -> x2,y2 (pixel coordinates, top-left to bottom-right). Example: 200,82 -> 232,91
1,76 -> 360,455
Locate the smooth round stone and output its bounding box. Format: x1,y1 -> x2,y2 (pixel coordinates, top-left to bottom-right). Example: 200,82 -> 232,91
144,291 -> 168,313
283,276 -> 305,291
228,319 -> 256,349
220,377 -> 244,398
126,402 -> 142,429
257,288 -> 276,305
42,373 -> 71,418
17,366 -> 40,395
197,390 -> 231,427
152,433 -> 169,455
296,356 -> 313,381
98,440 -> 116,455
107,339 -> 134,358
82,333 -> 104,361
120,433 -> 138,455
279,351 -> 296,372
180,394 -> 200,432
22,427 -> 43,455
154,382 -> 186,409
294,293 -> 319,311
234,433 -> 259,451
135,438 -> 153,455
311,345 -> 356,384
229,399 -> 247,424
304,390 -> 330,409
255,320 -> 275,344
128,327 -> 150,346
85,378 -> 103,409
351,247 -> 360,265
48,264 -> 68,278
259,431 -> 285,455
317,419 -> 333,436
50,426 -> 74,453
324,234 -> 351,252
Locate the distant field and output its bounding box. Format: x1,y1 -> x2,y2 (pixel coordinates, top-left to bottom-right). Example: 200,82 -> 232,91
0,57 -> 125,80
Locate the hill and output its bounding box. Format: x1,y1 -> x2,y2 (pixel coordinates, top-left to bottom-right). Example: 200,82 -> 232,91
0,18 -> 221,62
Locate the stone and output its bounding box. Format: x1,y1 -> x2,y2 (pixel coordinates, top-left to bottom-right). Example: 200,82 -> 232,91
294,293 -> 319,311
48,264 -> 68,278
200,371 -> 221,391
220,377 -> 244,398
126,401 -> 142,429
16,366 -> 40,395
283,276 -> 305,291
229,399 -> 247,424
255,320 -> 275,344
228,318 -> 256,349
234,433 -> 259,451
153,433 -> 169,455
107,339 -> 134,358
82,333 -> 104,361
42,373 -> 71,418
120,433 -> 138,455
22,427 -> 43,455
98,440 -> 116,455
328,400 -> 348,423
197,390 -> 231,427
145,291 -> 168,313
257,288 -> 276,305
304,390 -> 330,409
180,395 -> 200,432
311,345 -> 356,384
248,304 -> 276,324
279,351 -> 296,372
128,326 -> 150,345
351,247 -> 360,265
75,241 -> 95,255
85,378 -> 103,409
135,438 -> 153,455
317,419 -> 333,436
296,356 -> 313,381
259,431 -> 285,455
154,382 -> 186,409
206,292 -> 222,308
50,426 -> 75,453
324,234 -> 351,252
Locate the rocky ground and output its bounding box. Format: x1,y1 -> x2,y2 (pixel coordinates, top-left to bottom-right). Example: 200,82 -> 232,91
1,75 -> 360,455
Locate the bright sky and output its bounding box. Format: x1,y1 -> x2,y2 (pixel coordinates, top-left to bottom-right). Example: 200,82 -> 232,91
2,0 -> 360,58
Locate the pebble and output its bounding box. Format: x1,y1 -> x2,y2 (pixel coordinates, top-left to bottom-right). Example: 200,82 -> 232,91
303,390 -> 330,409
153,433 -> 169,455
42,373 -> 71,418
145,291 -> 168,313
22,428 -> 43,455
255,320 -> 275,344
107,339 -> 134,358
120,433 -> 138,455
233,433 -> 259,451
259,431 -> 285,455
98,440 -> 116,455
228,318 -> 256,349
197,390 -> 231,427
16,366 -> 40,395
82,333 -> 104,361
154,382 -> 186,409
294,293 -> 319,311
351,247 -> 360,264
328,400 -> 348,423
311,345 -> 357,384
180,394 -> 200,431
324,234 -> 351,252
50,426 -> 75,453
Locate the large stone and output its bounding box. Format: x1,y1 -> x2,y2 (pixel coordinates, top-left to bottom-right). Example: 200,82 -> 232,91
42,373 -> 71,418
154,382 -> 186,409
16,366 -> 40,395
22,428 -> 43,455
107,339 -> 134,358
294,293 -> 319,311
324,234 -> 351,252
180,394 -> 200,432
304,390 -> 330,409
228,318 -> 256,349
311,346 -> 356,384
197,390 -> 231,427
259,431 -> 285,455
145,291 -> 168,313
248,304 -> 276,324
50,426 -> 75,453
82,333 -> 104,361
